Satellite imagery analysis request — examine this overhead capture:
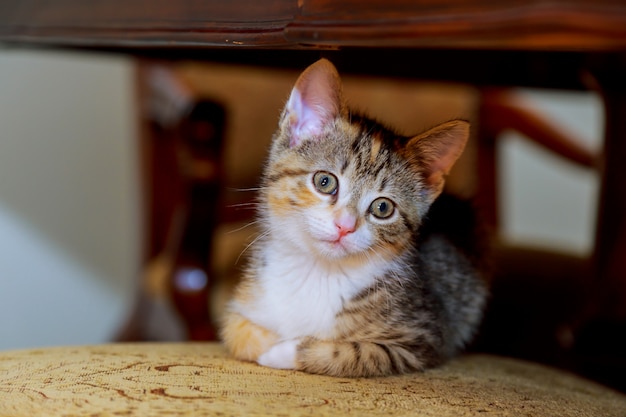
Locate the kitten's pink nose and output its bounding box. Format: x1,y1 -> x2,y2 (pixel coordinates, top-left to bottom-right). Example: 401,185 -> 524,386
334,214 -> 357,238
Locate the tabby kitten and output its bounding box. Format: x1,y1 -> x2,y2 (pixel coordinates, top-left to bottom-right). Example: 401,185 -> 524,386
221,59 -> 488,378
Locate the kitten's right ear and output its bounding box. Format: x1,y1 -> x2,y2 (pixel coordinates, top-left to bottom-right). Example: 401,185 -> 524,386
282,59 -> 343,148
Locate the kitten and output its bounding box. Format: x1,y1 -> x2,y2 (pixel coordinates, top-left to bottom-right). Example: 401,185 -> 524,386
221,59 -> 488,378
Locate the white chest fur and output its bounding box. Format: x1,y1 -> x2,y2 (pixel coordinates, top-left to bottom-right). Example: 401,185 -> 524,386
240,240 -> 388,340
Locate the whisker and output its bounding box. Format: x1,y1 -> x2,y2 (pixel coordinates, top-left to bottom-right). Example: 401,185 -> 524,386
235,230 -> 270,265
226,220 -> 261,235
226,186 -> 266,192
227,202 -> 259,209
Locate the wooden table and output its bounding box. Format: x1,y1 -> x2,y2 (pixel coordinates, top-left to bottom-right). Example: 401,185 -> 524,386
1,0 -> 625,350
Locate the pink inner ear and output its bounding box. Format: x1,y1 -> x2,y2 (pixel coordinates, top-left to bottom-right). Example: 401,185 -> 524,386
287,88 -> 325,147
285,59 -> 342,148
423,144 -> 463,185
404,120 -> 469,191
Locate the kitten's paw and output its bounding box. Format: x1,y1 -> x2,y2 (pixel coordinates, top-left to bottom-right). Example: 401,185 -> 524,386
257,339 -> 299,370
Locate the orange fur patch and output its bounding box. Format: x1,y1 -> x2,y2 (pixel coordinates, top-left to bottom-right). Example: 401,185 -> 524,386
268,180 -> 318,215
292,182 -> 318,207
221,312 -> 279,362
370,134 -> 383,164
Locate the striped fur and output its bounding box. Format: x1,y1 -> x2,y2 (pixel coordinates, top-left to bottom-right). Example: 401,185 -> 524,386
221,59 -> 488,377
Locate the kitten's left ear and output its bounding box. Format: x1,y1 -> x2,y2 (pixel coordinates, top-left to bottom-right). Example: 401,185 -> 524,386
281,59 -> 343,147
404,120 -> 470,202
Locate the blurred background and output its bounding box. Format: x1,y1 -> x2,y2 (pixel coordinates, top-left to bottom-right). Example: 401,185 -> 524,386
0,50 -> 140,349
0,48 -> 602,351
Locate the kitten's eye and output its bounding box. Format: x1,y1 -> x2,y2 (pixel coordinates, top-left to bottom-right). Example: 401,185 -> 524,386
369,197 -> 395,219
313,171 -> 338,195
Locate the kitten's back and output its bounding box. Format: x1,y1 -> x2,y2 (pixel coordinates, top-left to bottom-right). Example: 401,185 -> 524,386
417,194 -> 489,355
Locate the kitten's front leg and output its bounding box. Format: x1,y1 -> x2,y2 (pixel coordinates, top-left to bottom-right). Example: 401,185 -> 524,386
257,339 -> 300,370
221,312 -> 279,362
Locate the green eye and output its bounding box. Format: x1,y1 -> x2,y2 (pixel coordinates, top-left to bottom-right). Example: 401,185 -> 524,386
313,171 -> 338,195
370,197 -> 395,219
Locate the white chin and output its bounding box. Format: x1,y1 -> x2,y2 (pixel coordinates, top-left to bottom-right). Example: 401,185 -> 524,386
315,241 -> 356,260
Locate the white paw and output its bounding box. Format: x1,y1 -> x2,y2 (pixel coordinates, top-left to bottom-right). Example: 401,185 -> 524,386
257,339 -> 299,370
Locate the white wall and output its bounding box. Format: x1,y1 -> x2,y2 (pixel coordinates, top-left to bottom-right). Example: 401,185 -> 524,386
0,49 -> 602,351
0,50 -> 140,350
499,89 -> 602,255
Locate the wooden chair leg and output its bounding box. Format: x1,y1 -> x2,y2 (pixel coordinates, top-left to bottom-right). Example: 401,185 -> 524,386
474,83 -> 626,391
591,70 -> 626,321
116,63 -> 226,342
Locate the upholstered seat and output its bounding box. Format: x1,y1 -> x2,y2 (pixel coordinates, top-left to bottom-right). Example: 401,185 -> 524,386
1,343 -> 625,416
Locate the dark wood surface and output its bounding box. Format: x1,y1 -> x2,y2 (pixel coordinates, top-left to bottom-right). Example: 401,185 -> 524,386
290,0 -> 626,50
1,0 -> 626,51
2,0 -> 626,93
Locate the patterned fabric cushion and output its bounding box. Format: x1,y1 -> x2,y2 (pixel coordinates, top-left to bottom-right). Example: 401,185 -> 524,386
1,343 -> 625,416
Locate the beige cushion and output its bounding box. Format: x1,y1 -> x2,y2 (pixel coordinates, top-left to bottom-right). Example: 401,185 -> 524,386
1,343 -> 624,416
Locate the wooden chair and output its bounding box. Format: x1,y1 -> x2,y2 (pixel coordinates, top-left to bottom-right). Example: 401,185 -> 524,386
470,89 -> 623,388
3,77 -> 625,415
114,63 -> 626,394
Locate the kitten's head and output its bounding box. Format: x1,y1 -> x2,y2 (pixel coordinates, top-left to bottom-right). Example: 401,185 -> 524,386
261,59 -> 469,265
